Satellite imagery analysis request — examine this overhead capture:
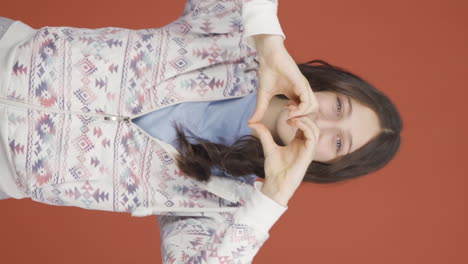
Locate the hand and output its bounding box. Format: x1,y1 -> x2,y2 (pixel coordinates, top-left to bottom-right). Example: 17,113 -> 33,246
248,116 -> 320,207
248,34 -> 318,124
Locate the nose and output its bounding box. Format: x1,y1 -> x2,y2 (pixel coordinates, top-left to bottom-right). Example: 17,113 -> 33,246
307,112 -> 338,131
307,112 -> 318,123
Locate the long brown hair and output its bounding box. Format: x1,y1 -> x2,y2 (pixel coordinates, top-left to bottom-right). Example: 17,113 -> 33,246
174,60 -> 402,183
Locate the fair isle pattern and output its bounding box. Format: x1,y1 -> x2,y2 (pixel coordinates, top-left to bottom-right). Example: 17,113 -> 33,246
8,106 -> 243,213
3,0 -> 277,263
6,0 -> 257,213
158,212 -> 268,263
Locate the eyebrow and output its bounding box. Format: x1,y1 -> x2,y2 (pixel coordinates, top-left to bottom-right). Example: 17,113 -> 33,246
347,95 -> 353,118
347,130 -> 353,155
346,96 -> 353,154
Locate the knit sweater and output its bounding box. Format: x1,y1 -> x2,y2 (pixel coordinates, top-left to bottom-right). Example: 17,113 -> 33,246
0,1 -> 289,263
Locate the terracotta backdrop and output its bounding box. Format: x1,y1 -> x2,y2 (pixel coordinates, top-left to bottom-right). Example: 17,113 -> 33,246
1,0 -> 467,263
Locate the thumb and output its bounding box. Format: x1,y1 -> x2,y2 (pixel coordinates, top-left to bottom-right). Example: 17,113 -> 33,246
248,90 -> 272,123
248,123 -> 276,154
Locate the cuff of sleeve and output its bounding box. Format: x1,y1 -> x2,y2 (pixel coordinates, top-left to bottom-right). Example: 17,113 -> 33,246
234,181 -> 288,234
242,0 -> 286,48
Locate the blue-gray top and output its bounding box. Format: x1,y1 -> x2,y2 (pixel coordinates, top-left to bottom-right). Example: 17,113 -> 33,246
132,91 -> 259,184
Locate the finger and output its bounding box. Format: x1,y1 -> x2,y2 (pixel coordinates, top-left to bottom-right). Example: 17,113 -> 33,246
294,120 -> 315,162
308,90 -> 319,113
297,116 -> 320,141
288,94 -> 319,120
285,100 -> 298,107
248,123 -> 277,154
248,89 -> 273,123
289,84 -> 313,118
286,104 -> 299,115
294,117 -> 320,149
283,79 -> 310,118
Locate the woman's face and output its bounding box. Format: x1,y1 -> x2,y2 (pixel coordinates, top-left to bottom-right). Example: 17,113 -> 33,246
276,91 -> 382,163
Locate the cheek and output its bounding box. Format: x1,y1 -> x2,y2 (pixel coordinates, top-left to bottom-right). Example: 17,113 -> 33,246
314,133 -> 336,163
316,93 -> 328,110
316,94 -> 336,117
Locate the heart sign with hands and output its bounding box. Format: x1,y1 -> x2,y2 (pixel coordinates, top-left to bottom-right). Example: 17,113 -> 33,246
248,34 -> 319,124
247,34 -> 321,206
249,116 -> 320,207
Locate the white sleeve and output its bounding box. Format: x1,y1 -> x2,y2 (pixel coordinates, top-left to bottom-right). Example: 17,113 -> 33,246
157,181 -> 288,263
235,181 -> 287,232
242,0 -> 286,47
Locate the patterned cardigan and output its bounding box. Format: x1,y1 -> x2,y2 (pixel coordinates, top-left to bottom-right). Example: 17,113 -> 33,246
0,0 -> 288,262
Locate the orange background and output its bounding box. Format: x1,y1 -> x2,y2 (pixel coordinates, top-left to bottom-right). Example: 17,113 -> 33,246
1,0 -> 467,263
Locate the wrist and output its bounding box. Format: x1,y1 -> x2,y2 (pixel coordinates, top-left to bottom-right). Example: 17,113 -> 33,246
260,181 -> 290,207
253,34 -> 285,61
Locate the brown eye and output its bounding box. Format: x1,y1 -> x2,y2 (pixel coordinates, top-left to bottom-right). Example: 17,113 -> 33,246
336,135 -> 342,152
336,96 -> 342,115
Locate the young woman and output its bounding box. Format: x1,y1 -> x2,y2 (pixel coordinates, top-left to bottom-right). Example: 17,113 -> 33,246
0,0 -> 402,263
